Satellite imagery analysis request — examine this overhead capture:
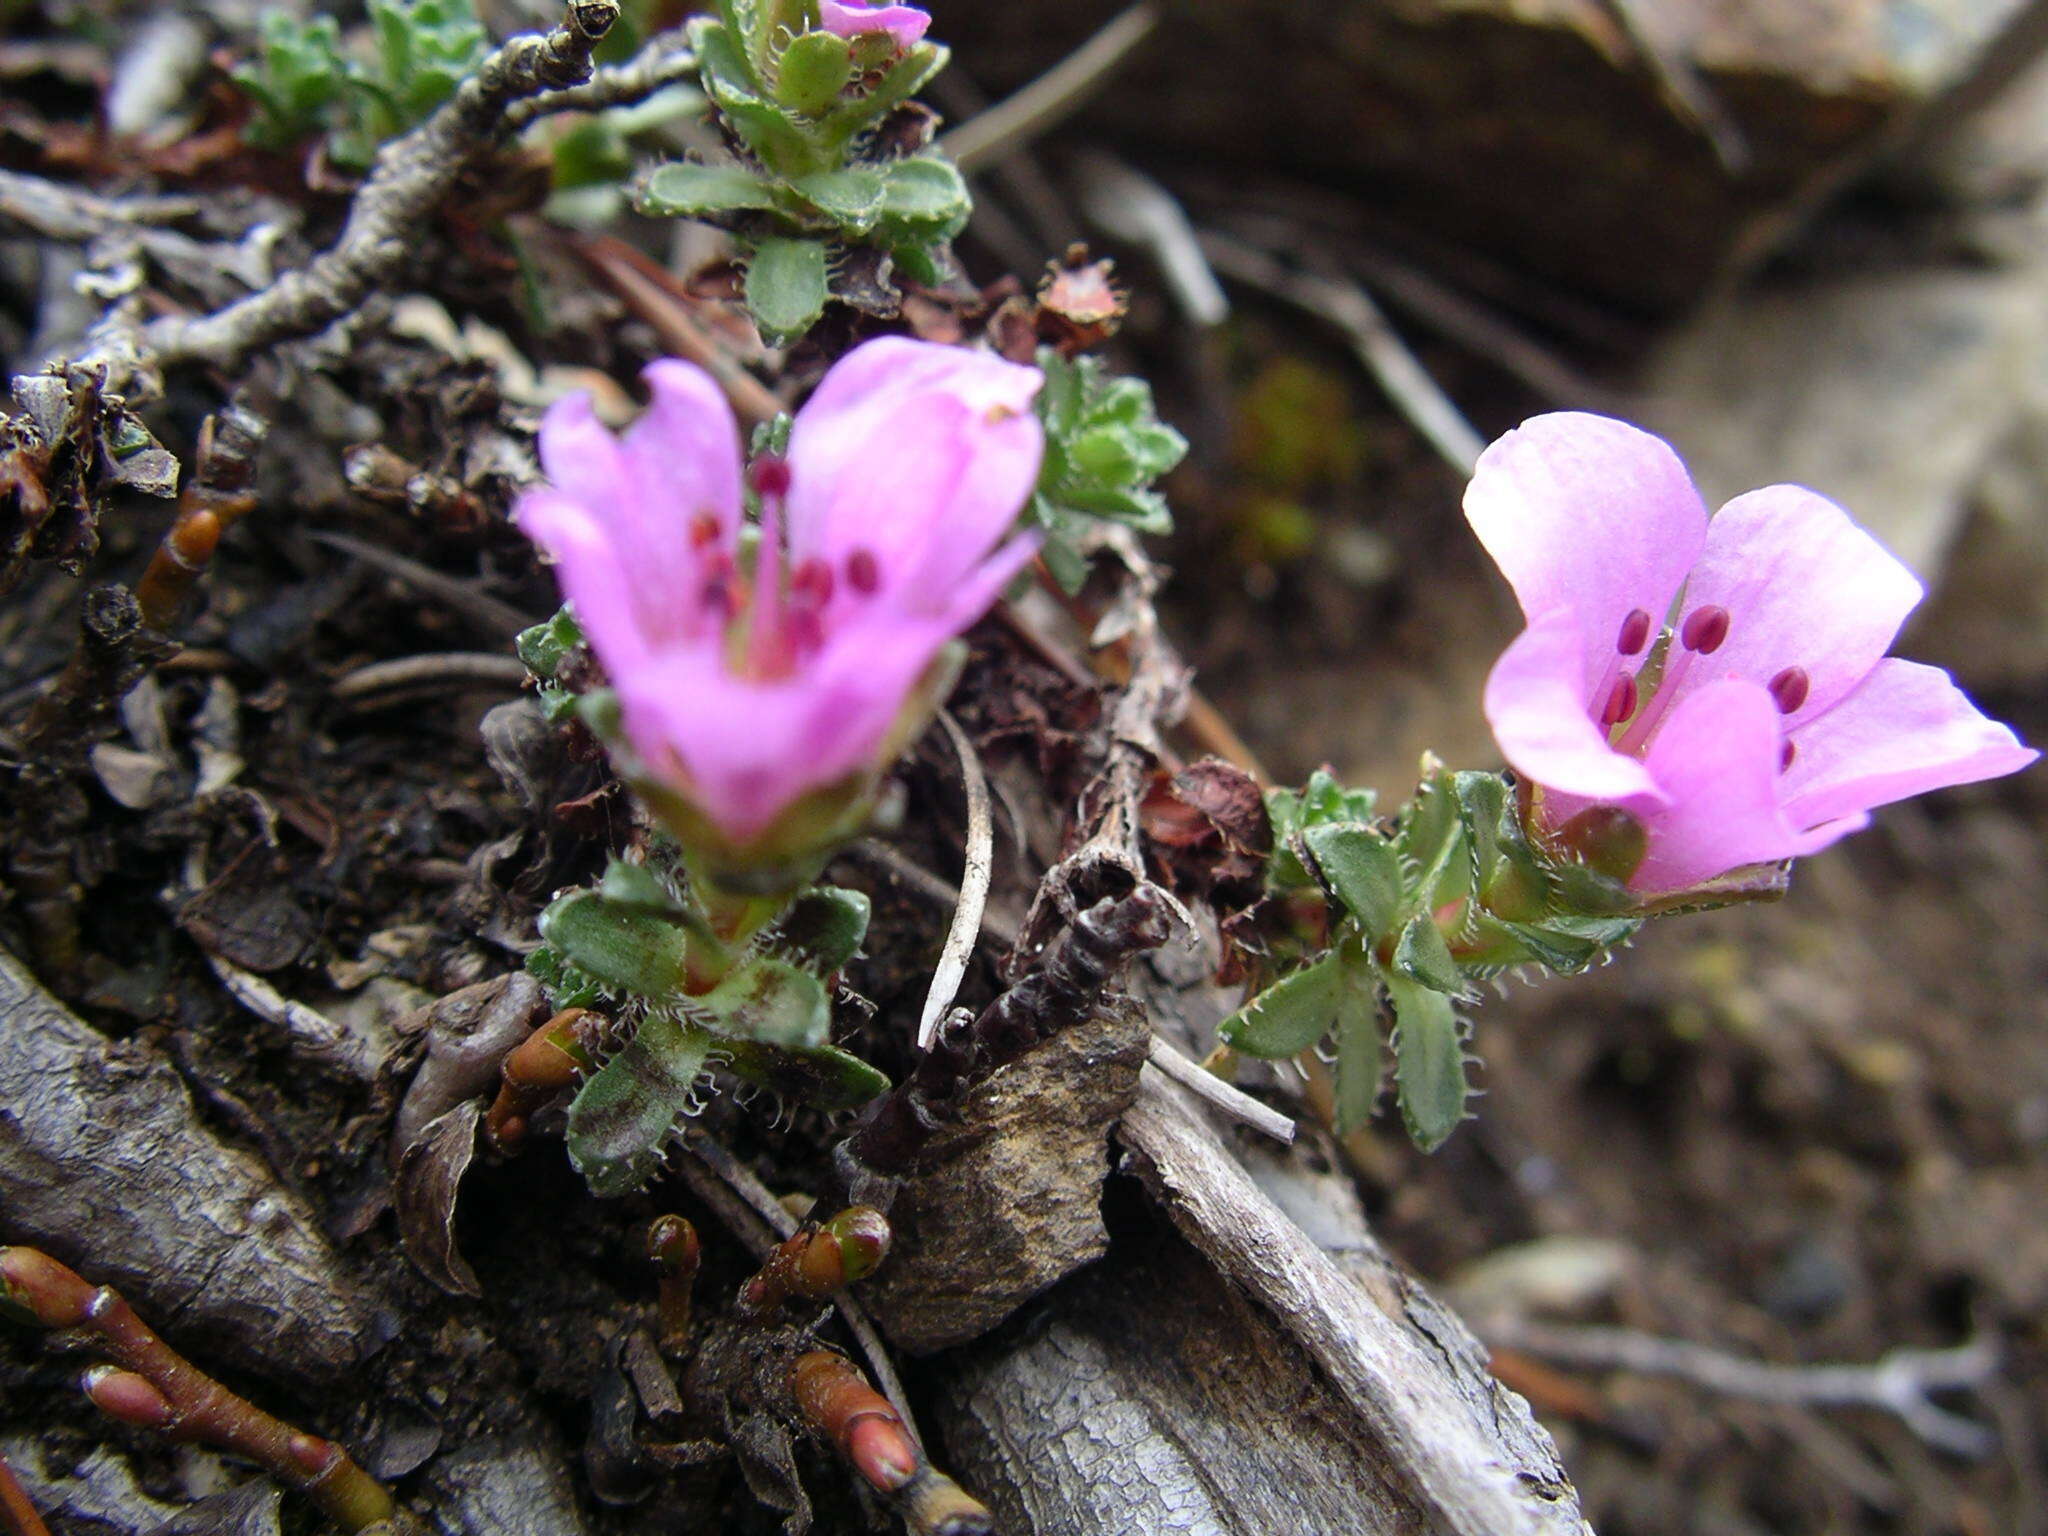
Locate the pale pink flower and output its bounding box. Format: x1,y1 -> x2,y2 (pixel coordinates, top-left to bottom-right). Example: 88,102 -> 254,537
817,0 -> 929,48
1466,412 -> 2036,894
517,338 -> 1042,847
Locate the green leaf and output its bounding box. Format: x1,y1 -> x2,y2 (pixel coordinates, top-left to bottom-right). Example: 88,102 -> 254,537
1029,349 -> 1185,563
1300,823 -> 1404,939
1397,767 -> 1472,908
698,957 -> 831,1049
1332,954 -> 1383,1134
757,885 -> 870,974
1219,955 -> 1345,1059
744,237 -> 831,343
567,1014 -> 715,1197
693,13 -> 764,96
1388,976 -> 1468,1152
819,40 -> 947,146
526,943 -> 603,1011
538,889 -> 691,1000
1392,913 -> 1462,994
871,155 -> 971,243
639,161 -> 780,218
720,1038 -> 889,1111
597,859 -> 687,918
786,166 -> 886,230
515,605 -> 583,681
776,30 -> 853,115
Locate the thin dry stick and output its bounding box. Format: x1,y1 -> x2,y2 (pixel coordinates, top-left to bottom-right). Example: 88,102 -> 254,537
1198,226 -> 1485,476
1483,1318 -> 2000,1460
330,652 -> 532,701
1594,0 -> 1750,174
1144,1036 -> 1295,1144
138,1 -> 627,371
1073,152 -> 1229,327
572,235 -> 785,427
940,4 -> 1160,176
918,710 -> 993,1050
307,530 -> 536,639
0,1455 -> 51,1536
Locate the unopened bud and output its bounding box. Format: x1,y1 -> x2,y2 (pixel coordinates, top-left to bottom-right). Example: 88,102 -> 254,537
1553,806 -> 1648,885
821,1206 -> 890,1284
0,1248 -> 97,1329
83,1366 -> 174,1428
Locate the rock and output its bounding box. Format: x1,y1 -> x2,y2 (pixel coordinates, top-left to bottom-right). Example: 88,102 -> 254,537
1639,265 -> 2048,577
929,0 -> 2048,316
0,946 -> 384,1384
861,1007 -> 1149,1354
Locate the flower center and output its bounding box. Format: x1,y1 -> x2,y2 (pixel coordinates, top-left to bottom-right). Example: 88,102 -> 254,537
1596,604 -> 1805,772
724,456 -> 881,682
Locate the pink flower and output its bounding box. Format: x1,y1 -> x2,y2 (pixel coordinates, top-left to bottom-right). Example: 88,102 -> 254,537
517,338 -> 1042,850
1466,412 -> 2036,894
818,0 -> 930,48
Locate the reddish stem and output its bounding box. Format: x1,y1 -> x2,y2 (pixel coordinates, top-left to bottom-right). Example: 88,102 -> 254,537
0,1248 -> 399,1533
0,1452 -> 52,1536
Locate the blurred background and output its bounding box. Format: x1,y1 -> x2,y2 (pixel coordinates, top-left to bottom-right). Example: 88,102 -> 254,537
926,3 -> 2048,1532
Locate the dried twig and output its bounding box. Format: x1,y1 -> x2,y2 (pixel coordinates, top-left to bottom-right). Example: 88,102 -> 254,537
1595,0 -> 1751,174
573,235 -> 785,427
917,711 -> 993,1050
137,2 -> 626,372
200,952 -> 380,1082
941,4 -> 1161,176
1073,153 -> 1229,327
845,840 -> 1022,949
501,27 -> 698,130
330,652 -> 532,702
307,530 -> 536,639
1198,226 -> 1485,475
1482,1318 -> 2000,1460
1143,1036 -> 1295,1145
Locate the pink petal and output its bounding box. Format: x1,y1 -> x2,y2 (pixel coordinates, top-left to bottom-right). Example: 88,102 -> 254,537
515,488 -> 653,676
785,338 -> 1043,615
1464,413 -> 1708,707
614,620 -> 954,840
1484,608 -> 1665,803
625,359 -> 744,553
533,382 -> 742,650
1673,484 -> 1924,726
818,0 -> 929,46
1779,658 -> 2037,830
936,529 -> 1042,633
1630,679 -> 1843,892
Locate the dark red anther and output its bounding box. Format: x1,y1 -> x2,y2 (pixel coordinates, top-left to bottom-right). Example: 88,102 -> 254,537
1780,739 -> 1796,772
1680,604 -> 1730,654
1768,666 -> 1810,714
791,557 -> 835,608
688,511 -> 723,549
846,547 -> 880,594
1599,672 -> 1638,727
748,455 -> 793,500
1615,607 -> 1652,656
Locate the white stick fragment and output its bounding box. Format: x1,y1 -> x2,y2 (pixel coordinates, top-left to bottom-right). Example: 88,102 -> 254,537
202,953 -> 380,1082
1144,1036 -> 1296,1145
1075,152 -> 1231,328
918,711 -> 995,1050
940,4 -> 1160,176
